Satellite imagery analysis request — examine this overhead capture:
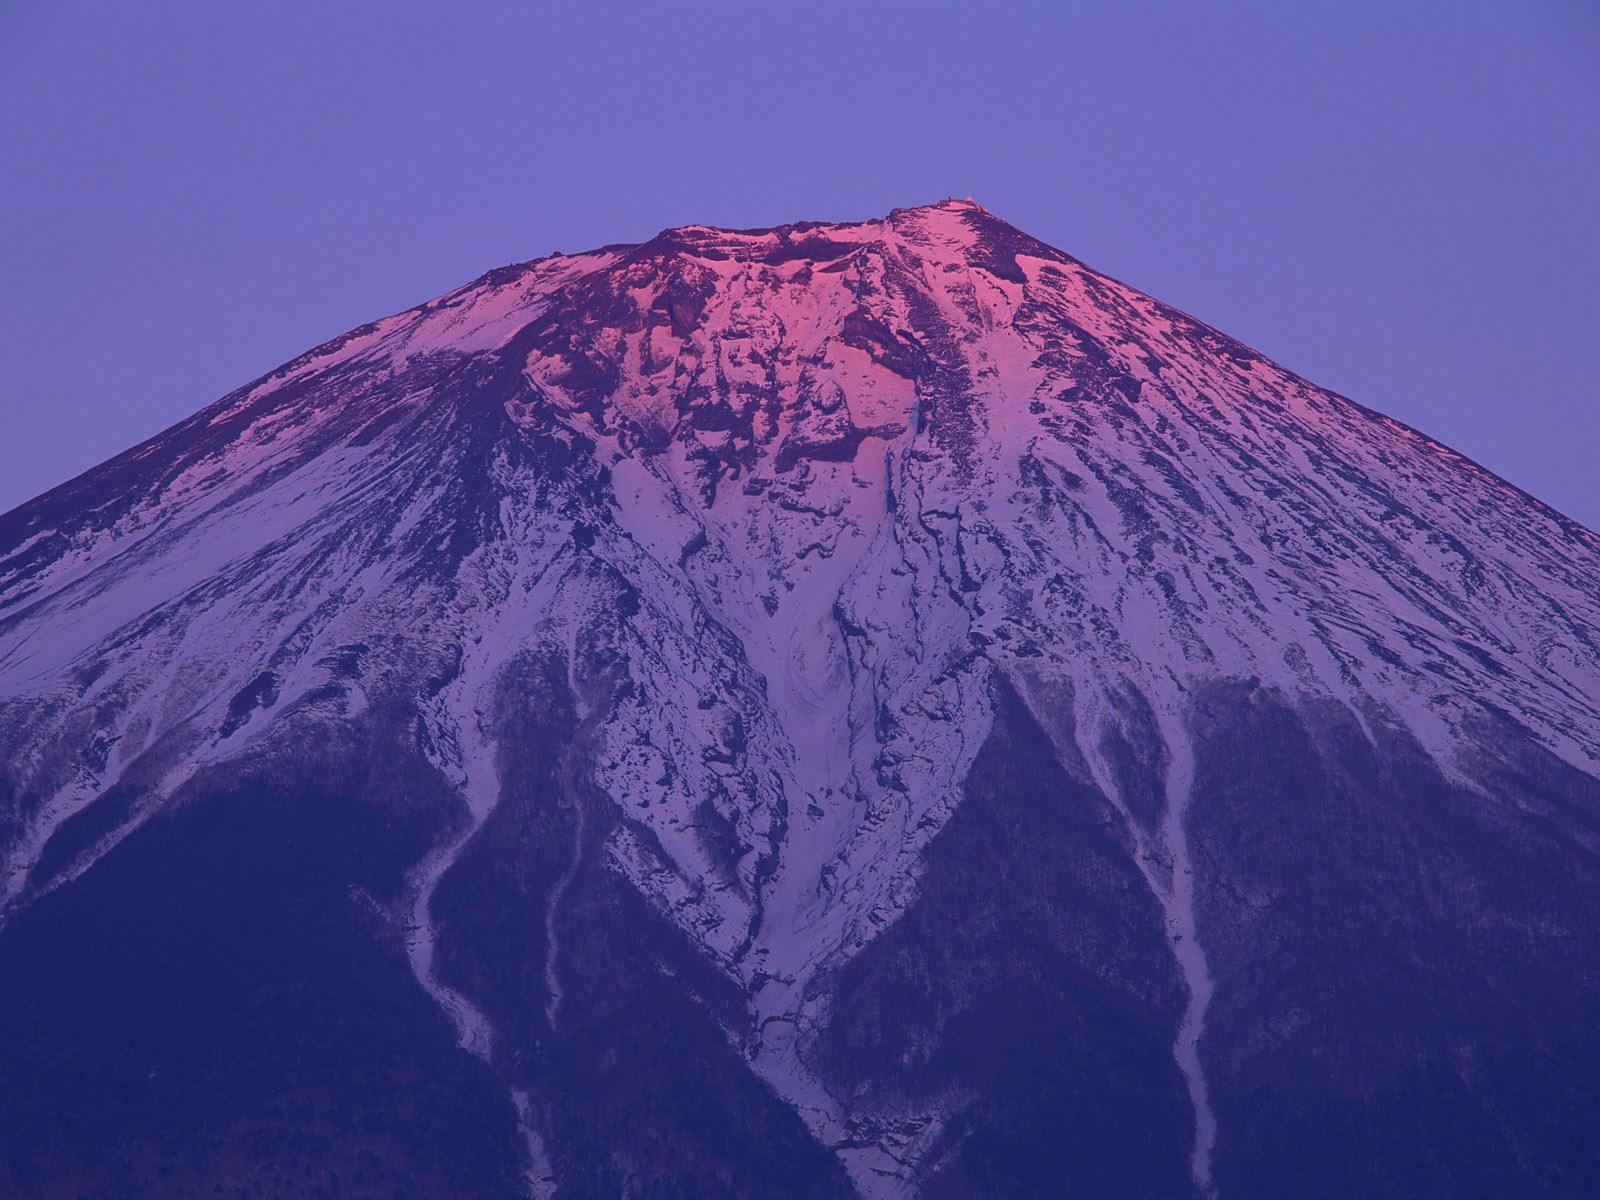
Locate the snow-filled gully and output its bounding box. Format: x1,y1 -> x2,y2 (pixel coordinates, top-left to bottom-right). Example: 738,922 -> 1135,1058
1157,723 -> 1219,1197
542,685 -> 603,1033
407,668 -> 561,1199
1071,705 -> 1218,1198
404,705 -> 499,1061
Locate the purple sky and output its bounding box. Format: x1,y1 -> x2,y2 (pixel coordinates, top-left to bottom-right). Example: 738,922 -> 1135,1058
3,1 -> 1597,528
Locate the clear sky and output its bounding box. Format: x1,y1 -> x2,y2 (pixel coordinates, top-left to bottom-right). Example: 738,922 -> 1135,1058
3,0 -> 1597,528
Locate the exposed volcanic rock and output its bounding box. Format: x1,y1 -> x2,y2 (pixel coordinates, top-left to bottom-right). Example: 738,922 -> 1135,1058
3,200 -> 1599,1198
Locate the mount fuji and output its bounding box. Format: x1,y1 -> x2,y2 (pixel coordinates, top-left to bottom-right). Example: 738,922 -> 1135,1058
3,200 -> 1599,1198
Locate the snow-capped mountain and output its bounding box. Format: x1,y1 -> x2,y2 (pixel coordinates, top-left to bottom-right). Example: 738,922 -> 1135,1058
3,200 -> 1599,1199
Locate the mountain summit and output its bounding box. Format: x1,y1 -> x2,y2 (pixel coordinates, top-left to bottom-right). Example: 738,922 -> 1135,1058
3,201 -> 1599,1198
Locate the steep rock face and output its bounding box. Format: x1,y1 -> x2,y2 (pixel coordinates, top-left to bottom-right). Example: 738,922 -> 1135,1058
2,200 -> 1599,1198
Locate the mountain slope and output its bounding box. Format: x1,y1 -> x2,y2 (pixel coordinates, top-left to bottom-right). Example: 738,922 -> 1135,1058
3,200 -> 1599,1198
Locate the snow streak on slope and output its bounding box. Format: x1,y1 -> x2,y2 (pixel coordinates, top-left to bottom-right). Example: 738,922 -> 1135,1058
4,200 -> 1600,1195
1157,717 -> 1216,1196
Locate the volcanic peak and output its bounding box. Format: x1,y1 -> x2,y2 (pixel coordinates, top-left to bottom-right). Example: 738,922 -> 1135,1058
3,201 -> 1600,1200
